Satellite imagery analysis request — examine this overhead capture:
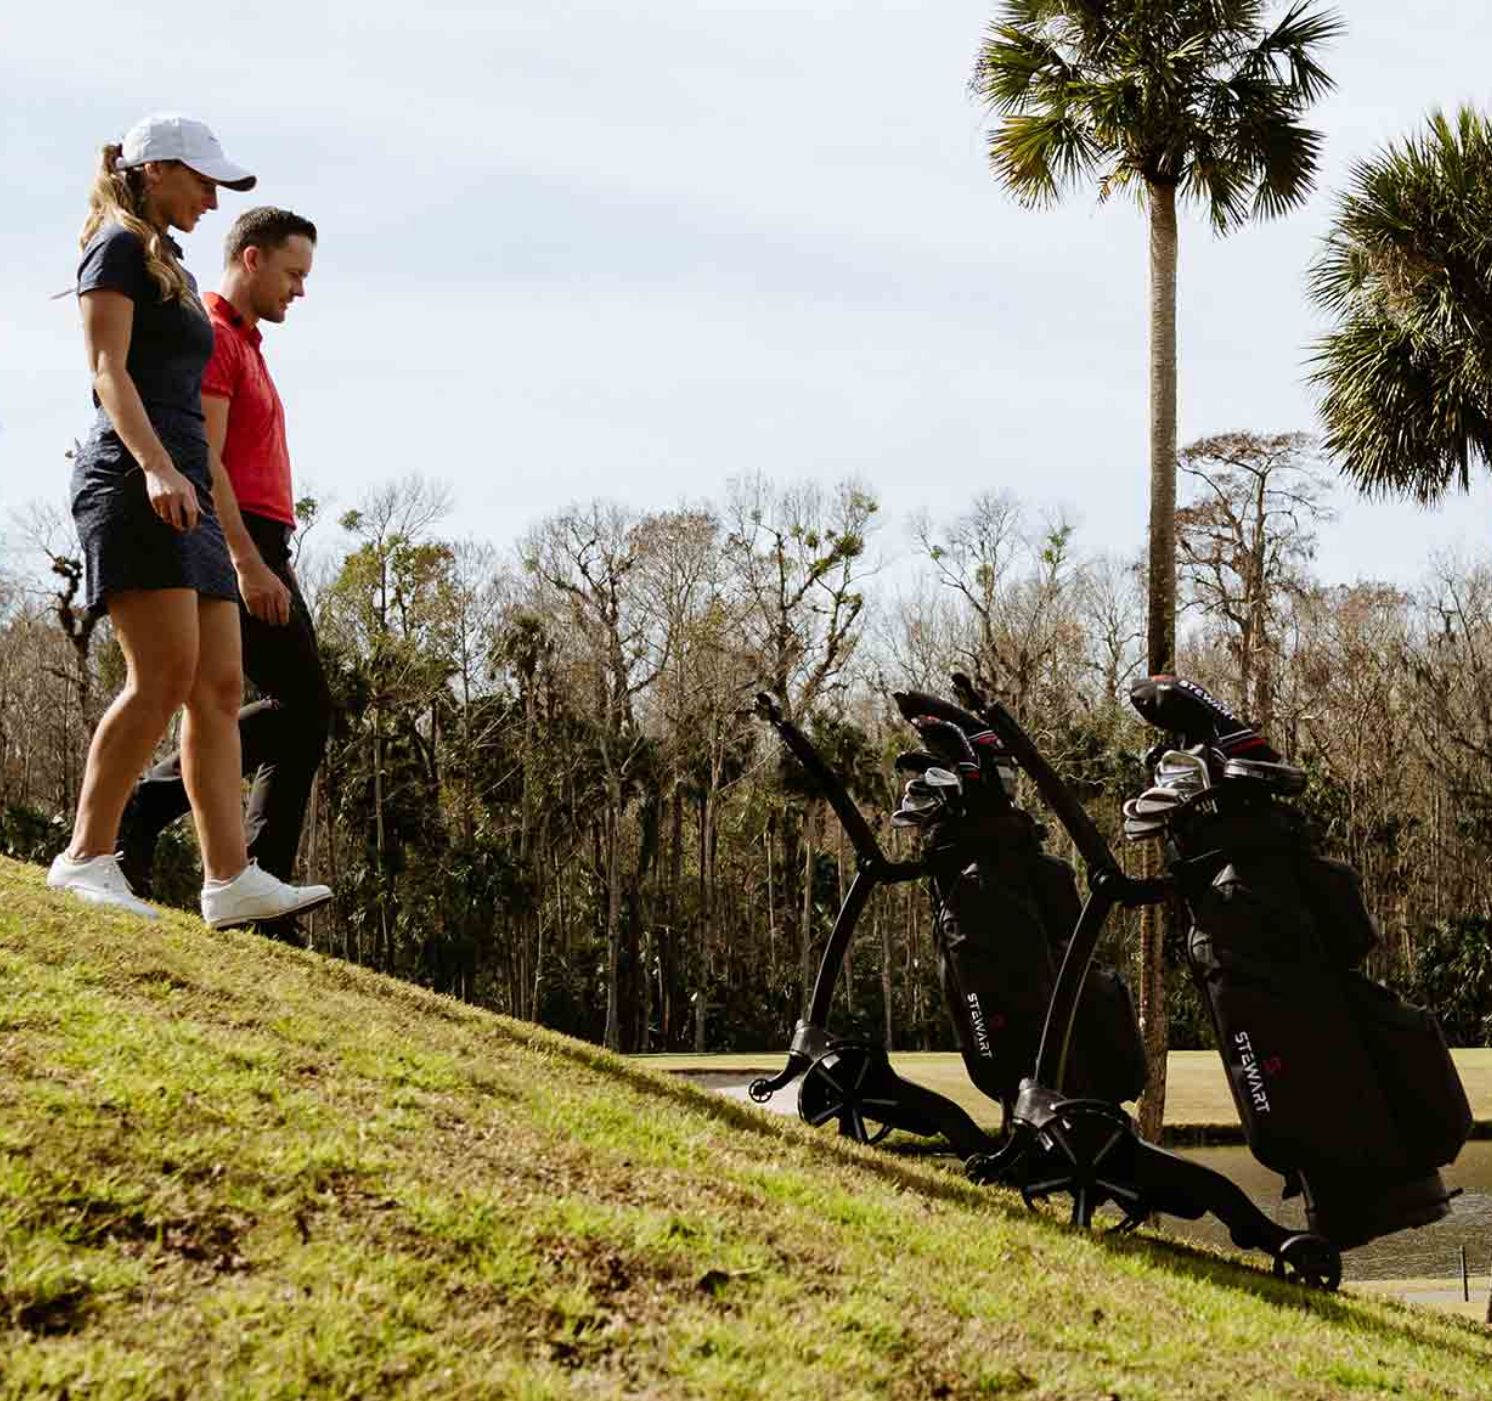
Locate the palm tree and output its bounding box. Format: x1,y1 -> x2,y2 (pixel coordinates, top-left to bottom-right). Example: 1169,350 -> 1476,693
1310,107 -> 1492,502
974,0 -> 1339,1136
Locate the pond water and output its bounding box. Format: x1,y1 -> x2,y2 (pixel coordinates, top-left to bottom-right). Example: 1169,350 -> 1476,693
698,1074 -> 1492,1287
1164,1141 -> 1492,1284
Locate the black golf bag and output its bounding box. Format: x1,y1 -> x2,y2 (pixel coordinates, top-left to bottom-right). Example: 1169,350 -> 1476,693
923,801 -> 1147,1109
748,687 -> 1144,1158
1129,676 -> 1471,1248
889,690 -> 1145,1110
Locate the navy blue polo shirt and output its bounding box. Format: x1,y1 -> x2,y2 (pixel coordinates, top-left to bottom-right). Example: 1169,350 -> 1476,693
76,221 -> 215,463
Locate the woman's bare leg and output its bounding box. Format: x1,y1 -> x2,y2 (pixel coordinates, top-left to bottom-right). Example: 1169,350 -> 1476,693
180,598 -> 248,883
69,589 -> 198,860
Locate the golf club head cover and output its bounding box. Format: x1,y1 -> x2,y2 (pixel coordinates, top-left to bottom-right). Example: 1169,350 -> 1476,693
1129,675 -> 1280,762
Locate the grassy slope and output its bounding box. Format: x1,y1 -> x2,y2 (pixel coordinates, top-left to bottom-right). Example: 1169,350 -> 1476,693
2,856 -> 1491,1400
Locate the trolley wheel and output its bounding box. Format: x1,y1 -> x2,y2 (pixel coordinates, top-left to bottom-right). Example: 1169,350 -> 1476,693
1272,1233 -> 1342,1292
1015,1099 -> 1146,1230
796,1043 -> 899,1145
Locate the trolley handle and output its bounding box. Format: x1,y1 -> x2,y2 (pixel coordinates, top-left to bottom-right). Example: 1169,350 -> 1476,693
753,693 -> 887,868
949,673 -> 1166,909
948,676 -> 1112,871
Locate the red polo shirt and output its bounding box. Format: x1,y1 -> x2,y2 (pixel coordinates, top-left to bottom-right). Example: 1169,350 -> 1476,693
201,291 -> 295,527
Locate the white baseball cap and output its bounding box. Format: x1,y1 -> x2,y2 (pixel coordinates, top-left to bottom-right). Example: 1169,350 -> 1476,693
117,113 -> 257,191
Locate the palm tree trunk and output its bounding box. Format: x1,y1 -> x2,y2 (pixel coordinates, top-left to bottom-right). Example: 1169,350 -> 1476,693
1139,179 -> 1179,1141
1146,180 -> 1179,676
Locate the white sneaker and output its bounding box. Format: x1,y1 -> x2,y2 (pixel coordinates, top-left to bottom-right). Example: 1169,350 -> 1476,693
201,860 -> 333,930
47,851 -> 158,920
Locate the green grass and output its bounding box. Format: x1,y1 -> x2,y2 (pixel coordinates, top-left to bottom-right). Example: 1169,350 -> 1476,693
3,854 -> 1491,1398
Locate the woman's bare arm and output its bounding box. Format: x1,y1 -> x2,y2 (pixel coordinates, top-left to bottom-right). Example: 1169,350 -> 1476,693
80,289 -> 200,532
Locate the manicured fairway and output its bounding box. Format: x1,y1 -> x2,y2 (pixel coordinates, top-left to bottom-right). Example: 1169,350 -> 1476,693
636,1048 -> 1492,1134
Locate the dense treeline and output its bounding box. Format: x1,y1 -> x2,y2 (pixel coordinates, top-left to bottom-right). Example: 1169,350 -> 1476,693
5,436 -> 1492,1049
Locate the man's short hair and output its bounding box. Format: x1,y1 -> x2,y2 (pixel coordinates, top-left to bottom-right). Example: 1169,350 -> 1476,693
224,207 -> 318,266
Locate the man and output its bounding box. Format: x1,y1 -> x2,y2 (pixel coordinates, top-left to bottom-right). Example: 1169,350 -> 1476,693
120,207 -> 331,934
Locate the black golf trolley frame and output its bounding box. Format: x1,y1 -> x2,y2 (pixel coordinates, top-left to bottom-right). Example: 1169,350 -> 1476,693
747,691 -> 999,1160
750,680 -> 1343,1290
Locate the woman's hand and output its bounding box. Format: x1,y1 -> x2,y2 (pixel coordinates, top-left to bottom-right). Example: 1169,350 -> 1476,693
142,455 -> 201,532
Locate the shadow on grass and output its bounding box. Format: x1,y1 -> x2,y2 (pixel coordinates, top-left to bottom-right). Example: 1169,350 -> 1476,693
1099,1228 -> 1492,1360
499,1021 -> 1492,1359
5,1280 -> 93,1338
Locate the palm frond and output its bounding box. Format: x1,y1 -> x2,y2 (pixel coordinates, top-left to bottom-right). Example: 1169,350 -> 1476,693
1247,119 -> 1325,219
973,22 -> 1075,109
975,0 -> 1338,230
988,111 -> 1103,203
1254,1 -> 1345,106
1310,316 -> 1490,502
1177,120 -> 1247,229
1310,105 -> 1492,502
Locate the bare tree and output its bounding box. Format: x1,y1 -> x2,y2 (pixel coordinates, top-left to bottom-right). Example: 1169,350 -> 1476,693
525,503 -> 671,1049
1177,432 -> 1331,734
326,478 -> 454,965
634,507 -> 752,1050
914,494 -> 1085,727
724,476 -> 877,1012
1076,554 -> 1145,710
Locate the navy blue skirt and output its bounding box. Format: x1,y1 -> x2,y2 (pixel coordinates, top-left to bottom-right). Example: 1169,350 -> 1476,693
71,418 -> 237,616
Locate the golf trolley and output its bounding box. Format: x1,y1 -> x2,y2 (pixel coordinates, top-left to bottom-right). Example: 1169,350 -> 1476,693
948,674 -> 1348,1289
747,691 -> 1000,1159
751,678 -> 1366,1289
1118,675 -> 1469,1255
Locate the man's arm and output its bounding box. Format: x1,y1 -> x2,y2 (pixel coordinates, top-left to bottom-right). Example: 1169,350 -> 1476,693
203,393 -> 291,626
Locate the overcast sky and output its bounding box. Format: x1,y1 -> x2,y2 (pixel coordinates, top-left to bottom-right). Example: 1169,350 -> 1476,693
4,0 -> 1491,587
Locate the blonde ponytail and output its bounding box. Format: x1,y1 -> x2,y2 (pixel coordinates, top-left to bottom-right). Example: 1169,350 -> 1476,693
79,143 -> 202,309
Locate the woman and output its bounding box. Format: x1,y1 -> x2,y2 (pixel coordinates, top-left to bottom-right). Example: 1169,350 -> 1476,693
46,113 -> 332,930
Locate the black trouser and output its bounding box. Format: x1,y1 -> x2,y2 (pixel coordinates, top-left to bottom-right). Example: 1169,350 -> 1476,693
129,512 -> 332,881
